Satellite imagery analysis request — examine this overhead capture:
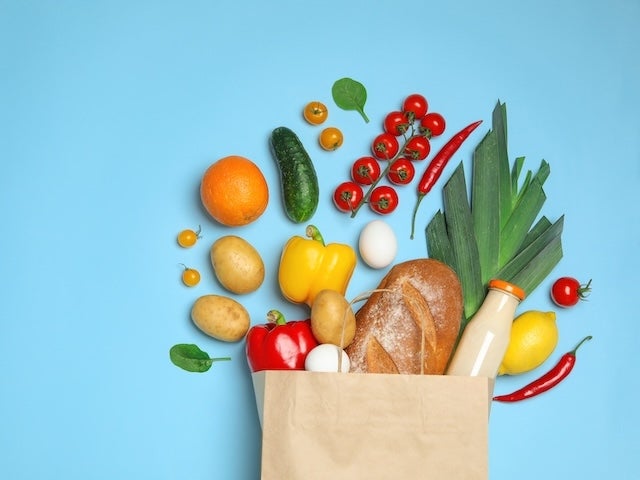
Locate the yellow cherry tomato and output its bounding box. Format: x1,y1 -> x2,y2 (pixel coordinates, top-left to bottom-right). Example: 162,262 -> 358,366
180,265 -> 201,287
177,226 -> 201,248
319,127 -> 343,151
303,101 -> 328,125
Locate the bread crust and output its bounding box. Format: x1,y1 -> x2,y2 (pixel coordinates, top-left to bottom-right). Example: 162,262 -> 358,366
345,258 -> 463,375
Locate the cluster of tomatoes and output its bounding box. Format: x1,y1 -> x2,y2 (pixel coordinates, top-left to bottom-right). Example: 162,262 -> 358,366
333,93 -> 446,216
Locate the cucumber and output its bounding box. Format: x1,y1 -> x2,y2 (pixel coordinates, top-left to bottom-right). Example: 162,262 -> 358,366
270,126 -> 319,223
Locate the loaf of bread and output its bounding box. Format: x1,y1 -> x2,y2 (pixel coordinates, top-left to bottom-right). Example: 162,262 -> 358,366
345,258 -> 463,375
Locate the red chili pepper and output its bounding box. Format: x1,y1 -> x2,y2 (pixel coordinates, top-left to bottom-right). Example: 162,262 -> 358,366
493,335 -> 592,403
409,120 -> 482,239
245,310 -> 319,372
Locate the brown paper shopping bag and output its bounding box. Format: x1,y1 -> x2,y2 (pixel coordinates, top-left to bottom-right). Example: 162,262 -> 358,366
252,370 -> 489,480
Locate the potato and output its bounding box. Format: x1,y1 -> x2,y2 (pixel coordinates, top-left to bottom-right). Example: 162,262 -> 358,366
310,289 -> 356,347
191,294 -> 250,342
210,235 -> 264,294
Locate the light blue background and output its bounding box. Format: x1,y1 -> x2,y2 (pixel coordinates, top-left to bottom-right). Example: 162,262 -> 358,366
1,1 -> 639,478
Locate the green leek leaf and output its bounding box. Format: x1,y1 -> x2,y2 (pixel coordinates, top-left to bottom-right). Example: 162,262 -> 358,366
425,211 -> 455,269
510,156 -> 526,200
520,216 -> 553,251
442,163 -> 484,323
506,234 -> 563,295
495,216 -> 564,291
492,102 -> 512,228
472,129 -> 502,284
499,178 -> 546,265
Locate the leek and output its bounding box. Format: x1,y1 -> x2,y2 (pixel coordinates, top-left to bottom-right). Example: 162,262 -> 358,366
425,100 -> 563,327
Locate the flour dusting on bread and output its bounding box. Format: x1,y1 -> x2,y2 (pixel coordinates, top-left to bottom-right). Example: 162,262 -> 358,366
345,258 -> 463,375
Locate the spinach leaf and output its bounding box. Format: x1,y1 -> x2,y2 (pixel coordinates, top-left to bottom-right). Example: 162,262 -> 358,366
169,344 -> 231,373
332,77 -> 370,123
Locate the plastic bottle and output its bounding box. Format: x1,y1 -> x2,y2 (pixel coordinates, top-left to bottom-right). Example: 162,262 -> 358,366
446,279 -> 525,390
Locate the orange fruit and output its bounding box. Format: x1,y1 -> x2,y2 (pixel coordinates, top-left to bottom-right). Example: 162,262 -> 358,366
200,155 -> 269,227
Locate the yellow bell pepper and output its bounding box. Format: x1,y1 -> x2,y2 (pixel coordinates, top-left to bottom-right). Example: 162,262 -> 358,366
279,225 -> 357,307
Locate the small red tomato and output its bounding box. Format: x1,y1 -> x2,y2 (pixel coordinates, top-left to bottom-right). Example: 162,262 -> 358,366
351,156 -> 381,185
383,111 -> 410,136
403,136 -> 431,161
333,181 -> 364,213
420,112 -> 446,137
551,277 -> 592,307
371,132 -> 400,160
387,158 -> 415,185
402,93 -> 428,121
369,185 -> 399,215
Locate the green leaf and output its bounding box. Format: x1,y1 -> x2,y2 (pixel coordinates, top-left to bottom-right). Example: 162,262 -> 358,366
520,216 -> 553,251
499,178 -> 547,265
332,77 -> 370,123
504,233 -> 563,295
442,163 -> 484,324
495,216 -> 564,293
491,101 -> 512,228
472,128 -> 502,284
169,344 -> 231,373
510,156 -> 526,199
426,210 -> 455,270
512,159 -> 549,207
532,159 -> 551,184
497,158 -> 551,265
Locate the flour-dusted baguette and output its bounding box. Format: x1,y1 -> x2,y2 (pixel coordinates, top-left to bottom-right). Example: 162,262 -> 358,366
345,258 -> 463,375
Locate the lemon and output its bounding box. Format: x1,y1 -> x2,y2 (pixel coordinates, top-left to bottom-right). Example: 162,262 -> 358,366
498,310 -> 559,376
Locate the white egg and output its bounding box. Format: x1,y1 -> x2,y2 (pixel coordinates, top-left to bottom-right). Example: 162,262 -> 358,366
358,219 -> 398,269
304,344 -> 351,373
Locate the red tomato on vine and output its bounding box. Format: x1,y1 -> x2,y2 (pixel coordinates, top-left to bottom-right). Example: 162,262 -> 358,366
387,158 -> 415,185
371,133 -> 400,160
351,156 -> 381,185
402,94 -> 428,121
369,185 -> 399,215
333,181 -> 364,213
404,136 -> 431,161
383,111 -> 409,136
420,112 -> 446,137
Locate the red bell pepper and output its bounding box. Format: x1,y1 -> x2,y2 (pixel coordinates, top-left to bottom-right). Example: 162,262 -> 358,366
245,310 -> 319,372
